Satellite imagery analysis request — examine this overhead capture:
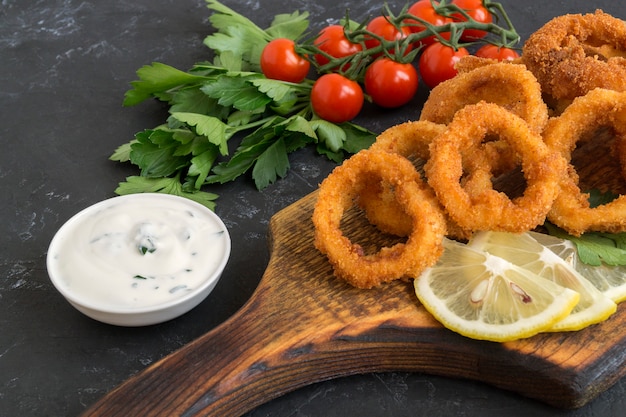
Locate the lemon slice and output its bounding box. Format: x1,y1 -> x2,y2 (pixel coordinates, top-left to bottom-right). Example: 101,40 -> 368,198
414,238 -> 580,342
468,231 -> 617,332
531,231 -> 626,303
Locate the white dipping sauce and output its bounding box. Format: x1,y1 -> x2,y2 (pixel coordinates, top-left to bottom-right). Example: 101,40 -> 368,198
47,194 -> 230,311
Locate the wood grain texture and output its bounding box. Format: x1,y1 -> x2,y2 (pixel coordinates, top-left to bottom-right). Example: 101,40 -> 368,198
82,129 -> 626,416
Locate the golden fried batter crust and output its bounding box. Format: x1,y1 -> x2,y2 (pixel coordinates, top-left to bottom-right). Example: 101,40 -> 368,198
420,63 -> 549,134
522,10 -> 626,104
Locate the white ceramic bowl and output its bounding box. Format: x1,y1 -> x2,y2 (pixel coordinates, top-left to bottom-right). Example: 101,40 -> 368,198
46,193 -> 231,326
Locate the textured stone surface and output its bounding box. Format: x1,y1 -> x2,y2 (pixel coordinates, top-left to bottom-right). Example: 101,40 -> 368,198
1,1 -> 624,416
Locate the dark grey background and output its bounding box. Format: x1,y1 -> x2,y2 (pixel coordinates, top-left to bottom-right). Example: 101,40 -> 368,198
1,0 -> 624,416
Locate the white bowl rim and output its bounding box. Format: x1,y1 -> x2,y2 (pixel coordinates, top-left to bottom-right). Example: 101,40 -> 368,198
46,193 -> 231,316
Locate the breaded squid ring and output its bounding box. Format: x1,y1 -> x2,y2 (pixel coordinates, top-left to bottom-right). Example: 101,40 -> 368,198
425,102 -> 567,233
544,88 -> 626,236
362,120 -> 471,240
419,62 -> 549,134
522,10 -> 626,104
359,121 -> 444,237
312,149 -> 446,289
454,54 -> 523,74
370,119 -> 444,161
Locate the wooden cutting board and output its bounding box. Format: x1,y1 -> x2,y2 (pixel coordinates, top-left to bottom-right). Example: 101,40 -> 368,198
82,130 -> 626,416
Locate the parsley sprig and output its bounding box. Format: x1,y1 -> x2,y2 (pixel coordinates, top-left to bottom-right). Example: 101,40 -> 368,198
545,190 -> 626,266
111,0 -> 376,209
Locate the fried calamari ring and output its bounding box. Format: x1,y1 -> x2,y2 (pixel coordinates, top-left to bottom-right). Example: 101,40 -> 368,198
425,102 -> 567,233
370,119 -> 444,161
454,55 -> 522,74
312,149 -> 446,289
522,10 -> 626,105
359,121 -> 444,237
544,88 -> 626,236
419,62 -> 549,134
361,120 -> 471,240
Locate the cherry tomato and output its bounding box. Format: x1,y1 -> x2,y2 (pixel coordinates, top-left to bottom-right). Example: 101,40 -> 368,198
364,58 -> 419,108
418,42 -> 469,89
260,38 -> 310,83
313,25 -> 363,67
310,73 -> 364,123
475,44 -> 520,61
406,1 -> 452,47
364,16 -> 413,57
451,0 -> 493,41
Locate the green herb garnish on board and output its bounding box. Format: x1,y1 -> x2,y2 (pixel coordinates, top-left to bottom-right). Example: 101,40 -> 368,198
545,190 -> 626,266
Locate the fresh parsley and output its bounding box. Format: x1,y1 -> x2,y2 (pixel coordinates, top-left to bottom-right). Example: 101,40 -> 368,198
545,189 -> 626,266
111,0 -> 375,209
114,175 -> 219,210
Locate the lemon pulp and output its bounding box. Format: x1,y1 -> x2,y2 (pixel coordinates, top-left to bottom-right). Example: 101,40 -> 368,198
468,231 -> 616,332
414,238 -> 580,342
531,231 -> 626,303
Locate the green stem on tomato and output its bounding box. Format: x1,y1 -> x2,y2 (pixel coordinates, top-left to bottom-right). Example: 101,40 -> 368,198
297,0 -> 520,82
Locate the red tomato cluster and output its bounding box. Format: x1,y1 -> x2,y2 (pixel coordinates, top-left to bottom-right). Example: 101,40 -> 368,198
410,0 -> 515,89
259,0 -> 520,123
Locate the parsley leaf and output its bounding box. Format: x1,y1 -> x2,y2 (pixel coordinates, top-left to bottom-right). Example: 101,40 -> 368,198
205,0 -> 268,40
169,88 -> 222,115
588,188 -> 620,207
265,11 -> 310,40
200,75 -> 273,112
204,0 -> 269,72
311,120 -> 346,153
187,139 -> 219,189
252,138 -> 290,189
249,78 -> 301,104
545,188 -> 626,267
546,223 -> 626,266
284,115 -> 317,140
341,123 -> 378,153
110,141 -> 134,163
204,0 -> 309,72
169,112 -> 230,155
123,63 -> 209,106
130,129 -> 190,177
207,123 -> 283,185
115,176 -> 218,210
